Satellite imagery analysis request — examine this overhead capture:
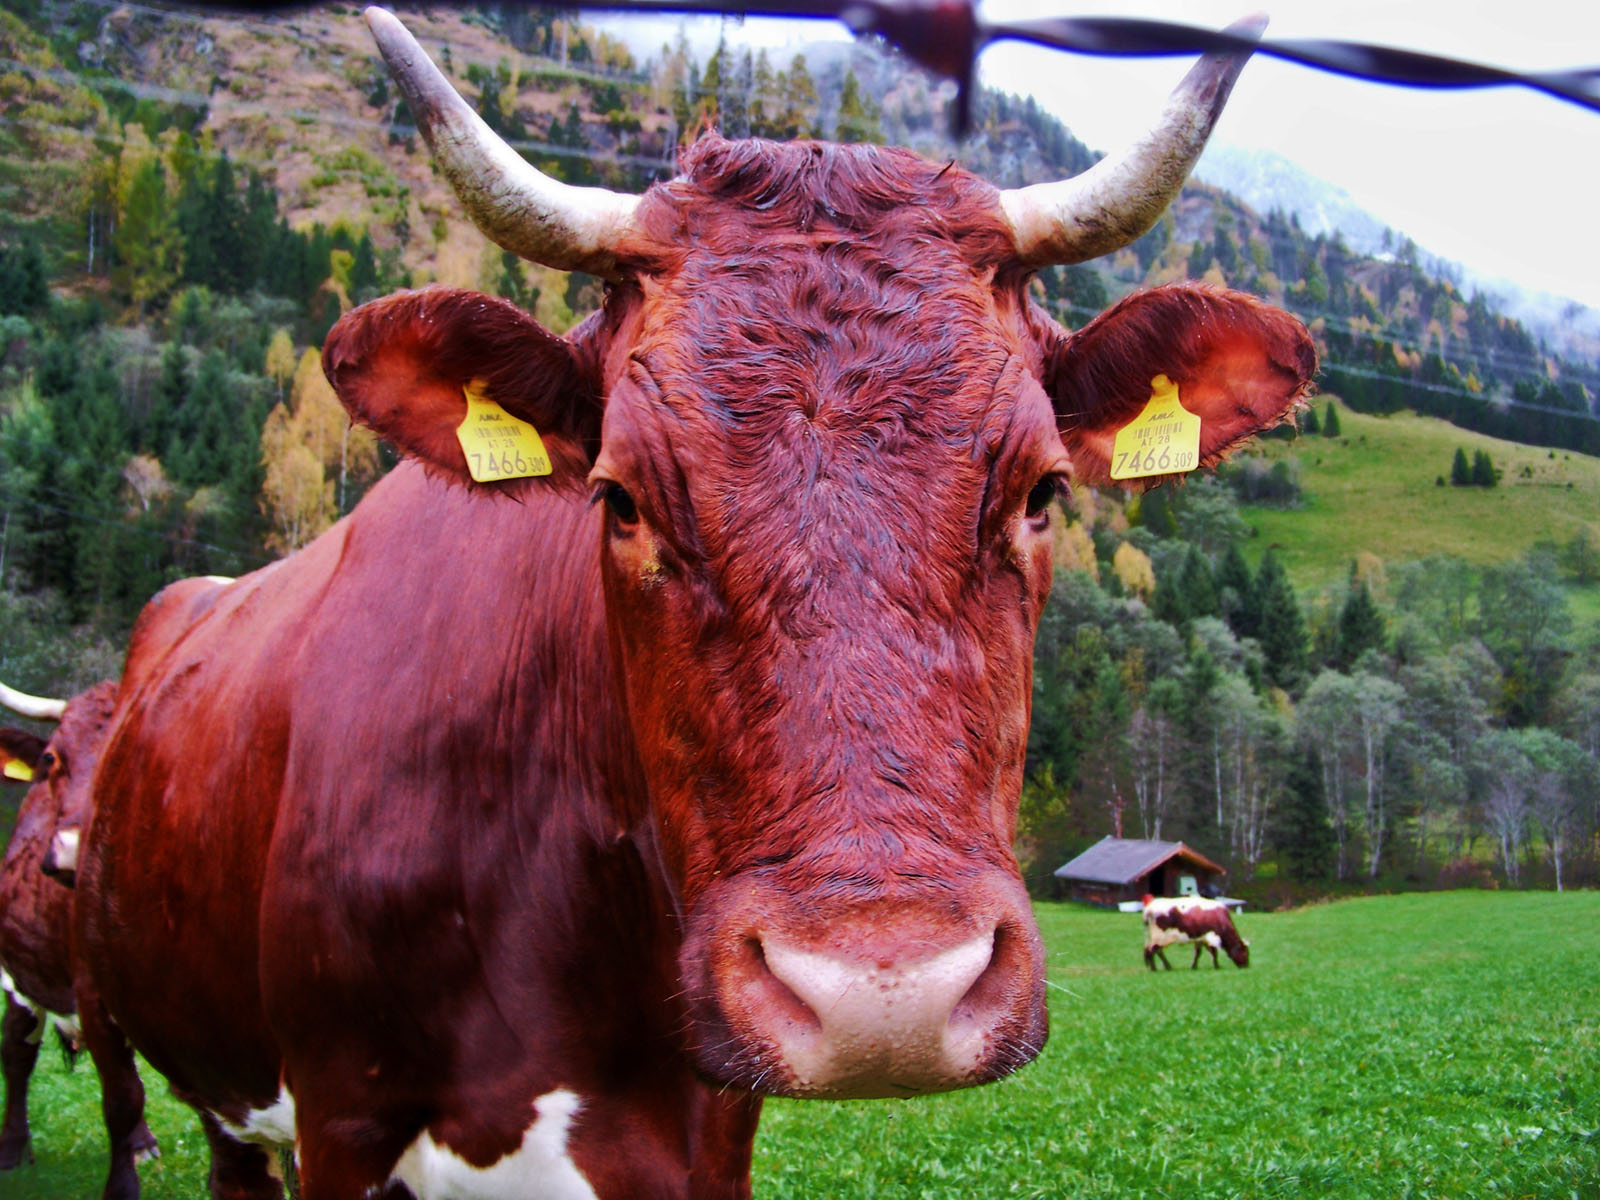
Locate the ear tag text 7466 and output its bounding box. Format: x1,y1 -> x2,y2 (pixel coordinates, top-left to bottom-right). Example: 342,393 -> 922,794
1110,374 -> 1201,481
455,380 -> 553,483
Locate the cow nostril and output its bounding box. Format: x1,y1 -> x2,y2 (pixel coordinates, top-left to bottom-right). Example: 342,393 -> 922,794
738,936 -> 820,1037
950,923 -> 1022,1033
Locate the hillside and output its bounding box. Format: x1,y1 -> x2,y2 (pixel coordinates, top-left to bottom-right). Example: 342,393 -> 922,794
1235,404 -> 1600,616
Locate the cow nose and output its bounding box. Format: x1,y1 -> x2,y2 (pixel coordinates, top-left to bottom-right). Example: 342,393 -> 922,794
748,926 -> 995,1097
709,898 -> 1045,1099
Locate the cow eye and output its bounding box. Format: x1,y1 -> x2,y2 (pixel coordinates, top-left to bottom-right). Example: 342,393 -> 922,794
1025,476 -> 1062,522
38,750 -> 55,773
603,482 -> 639,526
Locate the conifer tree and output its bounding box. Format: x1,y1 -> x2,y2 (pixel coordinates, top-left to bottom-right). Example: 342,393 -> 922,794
147,338 -> 189,454
114,155 -> 183,315
777,54 -> 820,139
1151,561 -> 1188,629
1276,746 -> 1334,880
1322,401 -> 1341,437
0,238 -> 48,315
698,35 -> 727,131
748,49 -> 777,138
1450,446 -> 1471,486
349,233 -> 380,303
834,69 -> 882,144
1179,544 -> 1219,621
1255,549 -> 1308,691
1471,449 -> 1497,487
1335,576 -> 1386,669
1216,543 -> 1257,638
1300,404 -> 1319,435
1137,484 -> 1176,537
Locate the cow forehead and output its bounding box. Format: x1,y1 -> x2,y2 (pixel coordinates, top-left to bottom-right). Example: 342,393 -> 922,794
611,245 -> 1041,499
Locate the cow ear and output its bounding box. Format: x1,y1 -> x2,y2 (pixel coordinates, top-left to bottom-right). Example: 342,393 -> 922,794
1044,285 -> 1317,489
0,729 -> 47,781
322,287 -> 600,489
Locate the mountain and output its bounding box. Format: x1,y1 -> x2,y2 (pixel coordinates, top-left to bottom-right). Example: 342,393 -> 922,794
1193,144 -> 1600,363
1194,145 -> 1396,258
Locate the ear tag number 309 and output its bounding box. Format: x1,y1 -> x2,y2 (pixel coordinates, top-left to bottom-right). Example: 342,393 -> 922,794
456,380 -> 553,483
1110,374 -> 1202,481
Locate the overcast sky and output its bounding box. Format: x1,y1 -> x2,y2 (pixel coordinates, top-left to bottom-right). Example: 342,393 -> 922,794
592,1 -> 1600,309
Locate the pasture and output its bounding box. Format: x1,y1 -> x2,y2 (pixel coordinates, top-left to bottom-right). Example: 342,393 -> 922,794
1238,405 -> 1600,612
8,890 -> 1597,1199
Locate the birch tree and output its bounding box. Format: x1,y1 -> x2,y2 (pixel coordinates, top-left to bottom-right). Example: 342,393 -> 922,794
1479,731 -> 1532,886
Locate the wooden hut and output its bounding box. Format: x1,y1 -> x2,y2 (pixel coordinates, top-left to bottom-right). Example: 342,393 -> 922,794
1052,837 -> 1227,908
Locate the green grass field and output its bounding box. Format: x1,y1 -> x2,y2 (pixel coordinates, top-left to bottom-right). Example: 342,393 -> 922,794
1238,406 -> 1600,613
5,892 -> 1597,1199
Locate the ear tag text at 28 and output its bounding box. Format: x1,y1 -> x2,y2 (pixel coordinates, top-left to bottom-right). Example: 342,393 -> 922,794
455,380 -> 553,483
1110,374 -> 1201,481
2,756 -> 34,782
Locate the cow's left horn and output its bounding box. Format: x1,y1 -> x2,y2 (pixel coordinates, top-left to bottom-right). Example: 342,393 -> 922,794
999,13 -> 1266,267
0,681 -> 67,721
364,7 -> 639,279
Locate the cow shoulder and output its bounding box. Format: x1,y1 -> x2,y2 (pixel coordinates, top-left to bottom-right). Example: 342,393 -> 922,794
1043,283 -> 1317,487
323,286 -> 602,490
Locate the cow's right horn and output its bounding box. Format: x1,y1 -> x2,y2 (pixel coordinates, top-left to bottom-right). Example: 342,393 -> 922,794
999,13 -> 1266,267
364,7 -> 639,280
0,681 -> 67,721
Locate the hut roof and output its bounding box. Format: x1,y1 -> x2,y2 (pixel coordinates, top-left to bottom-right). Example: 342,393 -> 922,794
1052,837 -> 1225,885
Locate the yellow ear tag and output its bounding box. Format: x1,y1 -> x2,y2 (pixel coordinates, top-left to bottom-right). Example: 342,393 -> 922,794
455,380 -> 553,483
3,757 -> 34,782
1110,374 -> 1202,481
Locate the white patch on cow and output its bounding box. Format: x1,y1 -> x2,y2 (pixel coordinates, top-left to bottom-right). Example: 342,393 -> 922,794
49,826 -> 79,873
214,1085 -> 297,1148
388,1089 -> 598,1200
1,967 -> 79,1045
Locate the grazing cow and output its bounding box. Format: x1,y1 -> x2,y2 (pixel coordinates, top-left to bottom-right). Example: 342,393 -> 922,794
76,10 -> 1312,1199
1142,895 -> 1250,969
0,575 -> 230,1199
0,681 -> 159,1179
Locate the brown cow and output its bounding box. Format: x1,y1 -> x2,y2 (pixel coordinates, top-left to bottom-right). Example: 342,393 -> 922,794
76,10 -> 1313,1199
0,682 -> 159,1181
1,575 -> 230,1200
1142,895 -> 1251,969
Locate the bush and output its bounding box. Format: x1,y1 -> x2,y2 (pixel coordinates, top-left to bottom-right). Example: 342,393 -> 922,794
1437,857 -> 1498,890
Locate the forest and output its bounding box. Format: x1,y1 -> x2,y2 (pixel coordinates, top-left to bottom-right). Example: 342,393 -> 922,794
0,1 -> 1596,902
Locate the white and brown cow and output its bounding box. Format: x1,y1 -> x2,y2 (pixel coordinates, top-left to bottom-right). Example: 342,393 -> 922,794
1142,895 -> 1250,969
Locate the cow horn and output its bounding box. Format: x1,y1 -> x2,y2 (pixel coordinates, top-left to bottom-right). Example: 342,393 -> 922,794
999,13 -> 1267,267
0,681 -> 67,721
364,7 -> 639,279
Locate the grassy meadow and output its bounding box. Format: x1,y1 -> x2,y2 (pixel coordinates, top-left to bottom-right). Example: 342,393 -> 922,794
1238,405 -> 1600,617
5,891 -> 1597,1199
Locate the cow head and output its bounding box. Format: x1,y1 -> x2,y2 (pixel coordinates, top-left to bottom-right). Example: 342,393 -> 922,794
326,9 -> 1313,1099
0,681 -> 117,888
